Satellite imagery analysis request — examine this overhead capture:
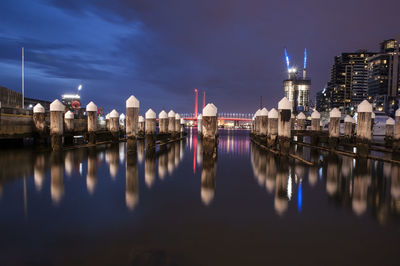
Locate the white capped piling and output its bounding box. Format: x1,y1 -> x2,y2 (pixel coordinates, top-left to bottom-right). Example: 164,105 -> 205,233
254,109 -> 261,135
356,100 -> 372,156
267,108 -> 278,147
64,111 -> 74,132
180,118 -> 185,136
158,110 -> 168,134
251,116 -> 255,133
386,117 -> 395,144
145,109 -> 156,135
278,97 -> 292,155
297,112 -> 306,130
202,103 -> 218,141
259,108 -> 268,136
311,110 -> 321,131
168,110 -> 176,135
344,115 -> 354,139
105,113 -> 110,130
175,113 -> 181,137
33,103 -> 46,145
86,101 -> 97,144
394,109 -> 400,150
328,108 -> 341,142
138,115 -> 145,137
197,114 -> 203,135
126,95 -> 139,142
109,109 -> 119,142
50,99 -> 65,151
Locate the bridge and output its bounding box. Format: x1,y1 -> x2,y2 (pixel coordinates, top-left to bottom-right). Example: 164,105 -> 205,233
181,113 -> 253,122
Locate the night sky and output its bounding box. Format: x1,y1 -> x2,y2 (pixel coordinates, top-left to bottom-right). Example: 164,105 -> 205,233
0,0 -> 399,115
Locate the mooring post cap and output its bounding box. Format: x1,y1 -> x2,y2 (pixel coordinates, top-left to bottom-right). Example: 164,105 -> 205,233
33,103 -> 45,113
126,95 -> 139,108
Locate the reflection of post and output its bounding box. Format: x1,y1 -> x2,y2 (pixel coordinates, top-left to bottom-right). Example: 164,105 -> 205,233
50,152 -> 64,205
137,140 -> 144,164
326,153 -> 339,196
167,143 -> 175,175
180,139 -> 185,161
391,163 -> 400,202
126,151 -> 139,211
106,144 -> 119,180
201,142 -> 218,206
158,149 -> 168,180
87,148 -> 97,195
174,141 -> 180,168
34,153 -> 46,191
196,137 -> 203,165
275,158 -> 289,216
265,152 -> 277,194
64,151 -> 73,177
145,145 -> 156,188
308,148 -> 319,187
352,159 -> 370,216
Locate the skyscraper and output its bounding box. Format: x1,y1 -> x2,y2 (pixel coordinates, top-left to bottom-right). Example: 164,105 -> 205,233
367,39 -> 400,115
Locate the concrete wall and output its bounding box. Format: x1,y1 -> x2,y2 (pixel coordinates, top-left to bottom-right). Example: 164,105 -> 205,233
0,86 -> 22,108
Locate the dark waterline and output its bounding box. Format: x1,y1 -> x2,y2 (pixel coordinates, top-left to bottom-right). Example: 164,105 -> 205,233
0,129 -> 399,266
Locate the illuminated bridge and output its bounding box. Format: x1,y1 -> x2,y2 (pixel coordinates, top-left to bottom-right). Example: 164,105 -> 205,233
181,113 -> 253,122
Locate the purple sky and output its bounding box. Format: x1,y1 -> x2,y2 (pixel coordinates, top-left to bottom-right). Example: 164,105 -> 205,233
0,0 -> 399,115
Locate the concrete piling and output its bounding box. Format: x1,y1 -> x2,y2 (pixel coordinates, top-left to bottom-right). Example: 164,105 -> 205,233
258,108 -> 268,139
385,117 -> 395,146
145,109 -> 156,149
168,110 -> 176,136
175,113 -> 181,138
126,95 -> 139,148
356,100 -> 373,157
296,112 -> 306,142
202,103 -> 218,153
277,97 -> 291,155
371,112 -> 375,133
311,110 -> 321,146
254,109 -> 261,136
267,108 -> 278,148
50,99 -> 65,151
180,118 -> 185,137
344,115 -> 354,140
394,109 -> 400,151
158,110 -> 168,135
197,114 -> 202,136
105,113 -> 110,130
328,108 -> 341,147
290,113 -> 295,130
33,103 -> 46,146
109,109 -> 120,143
86,101 -> 97,144
64,111 -> 74,145
138,115 -> 145,138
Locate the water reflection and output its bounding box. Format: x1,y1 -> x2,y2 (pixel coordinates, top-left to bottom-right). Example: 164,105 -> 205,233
50,153 -> 64,205
126,150 -> 139,211
34,154 -> 46,191
201,141 -> 218,206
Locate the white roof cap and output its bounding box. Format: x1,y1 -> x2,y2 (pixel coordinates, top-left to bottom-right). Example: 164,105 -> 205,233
168,110 -> 175,117
357,100 -> 372,113
126,95 -> 139,108
297,112 -> 306,119
259,108 -> 268,116
330,108 -> 341,118
278,97 -> 291,110
105,113 -> 110,120
268,108 -> 278,119
203,103 -> 217,117
386,117 -> 395,125
175,113 -> 181,119
109,109 -> 119,118
311,110 -> 321,119
50,99 -> 65,112
198,114 -> 202,119
254,109 -> 261,117
159,110 -> 168,119
64,111 -> 74,119
145,108 -> 156,119
33,103 -> 45,113
138,115 -> 144,122
86,101 -> 97,112
119,113 -> 125,120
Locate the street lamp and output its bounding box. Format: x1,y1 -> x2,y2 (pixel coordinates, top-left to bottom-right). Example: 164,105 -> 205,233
77,84 -> 82,96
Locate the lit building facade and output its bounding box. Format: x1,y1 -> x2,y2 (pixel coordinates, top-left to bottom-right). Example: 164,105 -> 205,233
283,69 -> 311,113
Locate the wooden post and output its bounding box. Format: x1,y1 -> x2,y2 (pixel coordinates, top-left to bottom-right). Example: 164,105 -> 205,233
290,113 -> 295,130
343,115 -> 354,140
50,99 -> 65,151
145,109 -> 156,149
138,115 -> 145,138
311,110 -> 321,146
86,101 -> 97,144
267,108 -> 278,147
180,118 -> 185,137
202,103 -> 218,154
109,109 -> 119,143
394,109 -> 400,151
105,113 -> 110,130
258,108 -> 268,138
356,100 -> 372,157
386,117 -> 395,147
278,97 -> 291,155
168,110 -> 176,136
33,103 -> 46,146
175,113 -> 181,138
328,107 -> 341,147
254,109 -> 261,136
126,95 -> 139,149
158,110 -> 168,135
296,112 -> 306,142
119,113 -> 126,133
64,111 -> 74,145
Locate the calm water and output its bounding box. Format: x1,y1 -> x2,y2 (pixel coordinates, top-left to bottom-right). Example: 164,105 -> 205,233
0,129 -> 399,266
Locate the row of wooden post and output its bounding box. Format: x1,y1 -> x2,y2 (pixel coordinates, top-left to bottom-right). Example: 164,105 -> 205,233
251,98 -> 400,156
32,95 -> 186,151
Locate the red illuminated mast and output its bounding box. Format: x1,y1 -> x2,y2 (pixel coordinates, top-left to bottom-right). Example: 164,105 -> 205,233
194,88 -> 198,119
